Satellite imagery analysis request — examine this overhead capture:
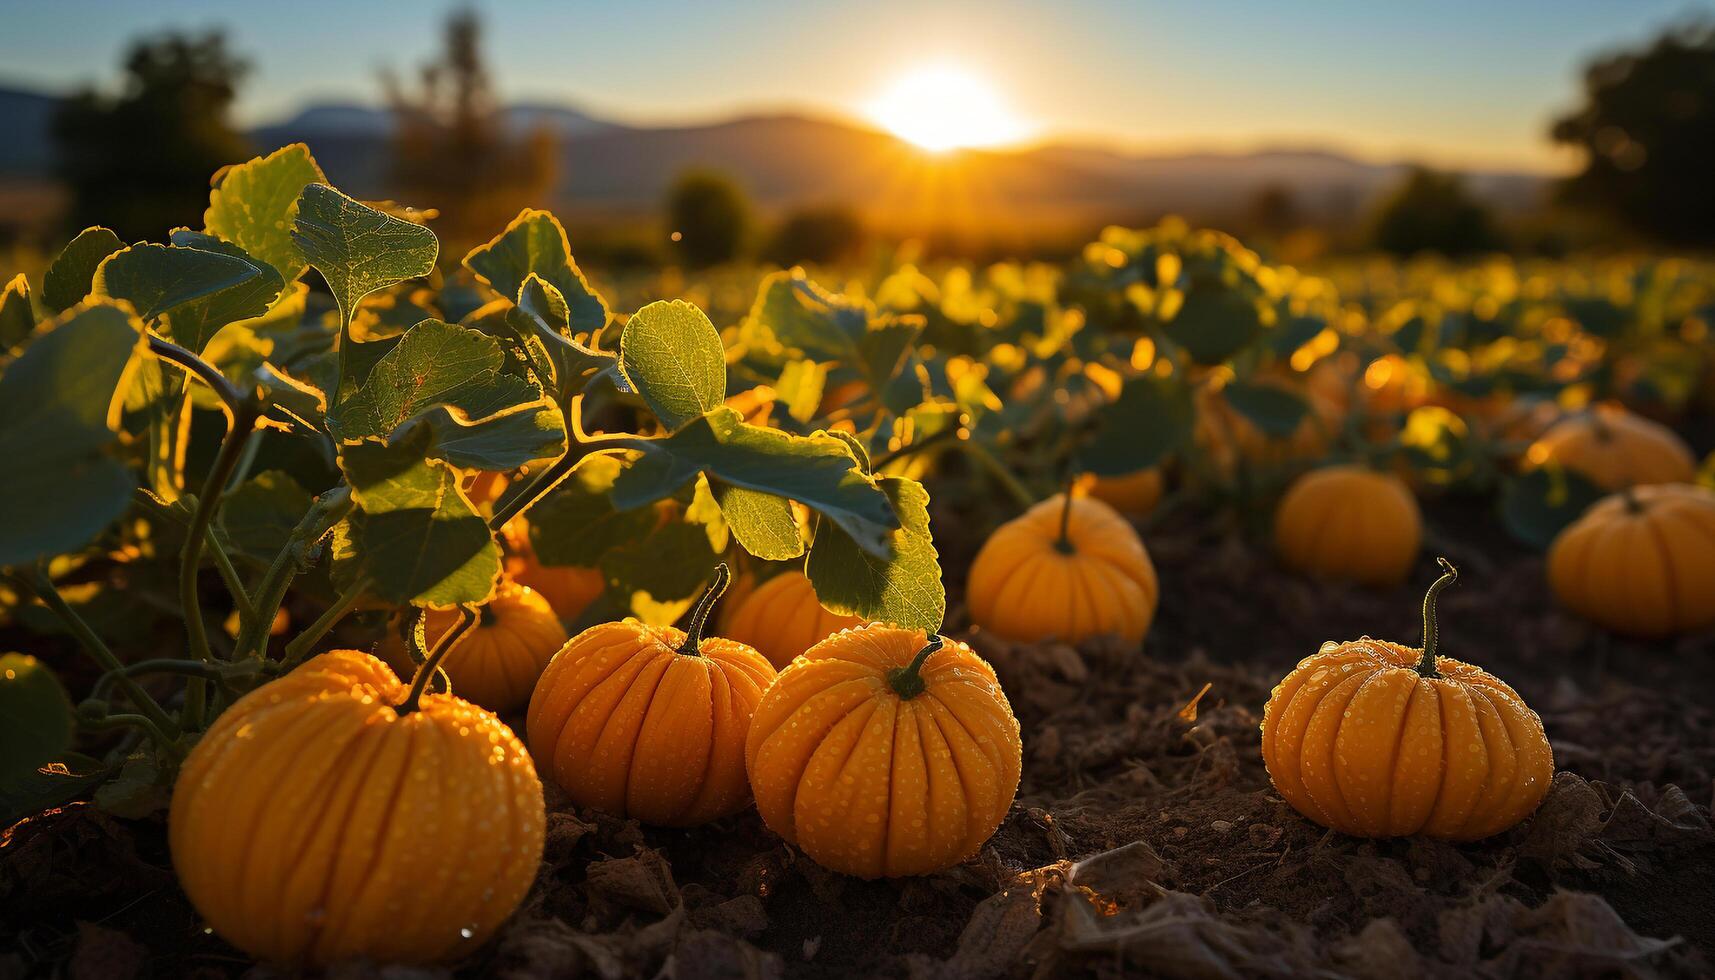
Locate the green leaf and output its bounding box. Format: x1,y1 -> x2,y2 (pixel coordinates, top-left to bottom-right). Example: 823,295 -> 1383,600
1499,466 -> 1606,551
527,455 -> 660,566
744,272 -> 865,358
326,318 -> 565,471
0,654 -> 74,785
807,475 -> 943,630
1164,284 -> 1262,365
714,483 -> 803,560
0,274 -> 36,350
0,302 -> 146,566
774,362 -> 826,423
1079,375 -> 1194,476
612,407 -> 899,557
204,143 -> 327,284
42,227 -> 124,313
219,470 -> 313,564
463,209 -> 608,335
857,317 -> 922,389
94,750 -> 171,819
1221,380 -> 1310,439
509,275 -> 620,401
95,242 -> 278,354
334,428 -> 500,606
619,300 -> 727,432
292,183 -> 439,327
1269,314 -> 1326,357
0,751 -> 106,827
599,521 -> 717,625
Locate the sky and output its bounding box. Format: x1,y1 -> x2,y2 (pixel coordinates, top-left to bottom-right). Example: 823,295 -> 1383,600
1,0 -> 1707,172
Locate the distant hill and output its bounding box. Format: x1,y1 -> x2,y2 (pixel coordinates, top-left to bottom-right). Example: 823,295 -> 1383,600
0,84 -> 1547,231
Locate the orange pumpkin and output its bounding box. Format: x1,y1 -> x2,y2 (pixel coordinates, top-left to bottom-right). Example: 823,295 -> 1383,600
526,566 -> 778,826
968,494 -> 1159,645
745,626 -> 1022,878
502,517 -> 605,623
379,582 -> 568,713
1075,467 -> 1165,517
1523,404 -> 1695,491
720,569 -> 864,669
1274,465 -> 1422,587
1260,560 -> 1553,840
170,650 -> 544,965
1547,483 -> 1715,637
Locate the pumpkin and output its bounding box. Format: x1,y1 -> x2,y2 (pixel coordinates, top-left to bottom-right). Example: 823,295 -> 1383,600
1075,467 -> 1165,517
170,649 -> 544,965
720,569 -> 864,670
968,493 -> 1158,645
1274,465 -> 1422,587
1546,483 -> 1715,637
745,626 -> 1022,878
1523,404 -> 1695,490
1260,560 -> 1553,840
502,517 -> 605,623
378,582 -> 568,713
526,565 -> 778,826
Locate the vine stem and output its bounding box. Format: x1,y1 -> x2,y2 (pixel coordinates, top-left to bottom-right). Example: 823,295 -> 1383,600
488,395 -> 651,532
78,712 -> 186,757
870,423 -> 965,471
278,574 -> 373,672
1415,557 -> 1459,677
398,606 -> 477,713
956,440 -> 1037,511
149,334 -> 246,420
11,569 -> 180,741
676,564 -> 730,657
131,489 -> 256,627
887,634 -> 944,700
236,485 -> 355,661
179,403 -> 261,727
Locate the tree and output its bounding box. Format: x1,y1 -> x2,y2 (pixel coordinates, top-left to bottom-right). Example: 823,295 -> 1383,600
1551,22 -> 1715,245
666,170 -> 751,267
766,205 -> 865,266
1368,167 -> 1500,257
1245,183 -> 1300,238
52,32 -> 252,240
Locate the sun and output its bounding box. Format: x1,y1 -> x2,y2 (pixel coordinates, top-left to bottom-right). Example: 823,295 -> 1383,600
867,65 -> 1029,153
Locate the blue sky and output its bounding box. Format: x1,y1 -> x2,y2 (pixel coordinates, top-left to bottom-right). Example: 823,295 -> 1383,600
2,0 -> 1706,170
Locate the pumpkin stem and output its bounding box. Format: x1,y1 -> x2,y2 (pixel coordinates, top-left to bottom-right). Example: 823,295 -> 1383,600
398,605 -> 477,714
478,603 -> 498,628
676,563 -> 731,657
1621,485 -> 1645,515
1055,480 -> 1077,554
887,634 -> 944,700
1415,558 -> 1459,677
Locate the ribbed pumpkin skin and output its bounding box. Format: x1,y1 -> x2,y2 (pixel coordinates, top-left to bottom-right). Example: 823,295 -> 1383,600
1275,466 -> 1422,587
720,570 -> 864,669
1261,638 -> 1553,840
170,650 -> 545,965
1077,467 -> 1165,516
1524,405 -> 1695,490
967,495 -> 1159,644
745,626 -> 1022,878
527,620 -> 778,826
502,517 -> 605,624
379,584 -> 568,713
1547,483 -> 1715,637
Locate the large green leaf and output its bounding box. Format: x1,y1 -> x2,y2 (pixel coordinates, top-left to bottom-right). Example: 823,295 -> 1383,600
326,318 -> 565,471
0,751 -> 106,827
619,300 -> 727,432
204,143 -> 327,283
714,483 -> 803,560
526,454 -> 659,566
463,209 -> 608,335
0,274 -> 35,350
0,302 -> 145,566
0,653 -> 74,785
219,470 -> 313,564
95,242 -> 279,354
1079,375 -> 1194,476
41,227 -> 124,313
334,429 -> 500,606
744,272 -> 865,358
612,407 -> 899,557
292,183 -> 439,327
806,475 -> 943,629
1222,380 -> 1310,439
507,275 -> 620,402
1499,466 -> 1606,551
599,521 -> 718,625
1163,284 -> 1263,365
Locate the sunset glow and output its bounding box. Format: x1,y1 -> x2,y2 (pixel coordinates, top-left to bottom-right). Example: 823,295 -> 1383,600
867,65 -> 1029,152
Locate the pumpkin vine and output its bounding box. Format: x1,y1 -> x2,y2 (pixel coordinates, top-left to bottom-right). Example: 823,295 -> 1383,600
399,606 -> 479,714
677,564 -> 731,657
1415,557 -> 1459,678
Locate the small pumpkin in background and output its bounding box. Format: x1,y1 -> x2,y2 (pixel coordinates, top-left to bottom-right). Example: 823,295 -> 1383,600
1261,560 -> 1553,840
1075,467 -> 1165,517
1523,404 -> 1695,490
746,625 -> 1022,878
1195,375 -> 1341,476
171,649 -> 544,965
527,565 -> 778,826
968,493 -> 1159,645
1547,483 -> 1715,637
721,569 -> 864,669
1275,464 -> 1421,587
379,582 -> 567,713
502,516 -> 606,624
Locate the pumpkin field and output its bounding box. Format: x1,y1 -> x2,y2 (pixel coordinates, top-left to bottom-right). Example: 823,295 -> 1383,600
2,140 -> 1715,979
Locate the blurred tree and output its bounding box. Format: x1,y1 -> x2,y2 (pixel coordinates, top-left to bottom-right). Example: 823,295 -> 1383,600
1368,167 -> 1500,257
667,170 -> 751,267
52,32 -> 252,240
386,9 -> 556,253
1551,22 -> 1715,245
1245,183 -> 1300,238
766,205 -> 865,266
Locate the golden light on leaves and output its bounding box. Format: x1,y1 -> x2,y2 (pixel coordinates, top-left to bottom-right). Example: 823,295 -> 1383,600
867,65 -> 1030,152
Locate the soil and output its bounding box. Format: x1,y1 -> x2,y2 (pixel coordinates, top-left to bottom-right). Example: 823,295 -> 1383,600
4,494 -> 1714,979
